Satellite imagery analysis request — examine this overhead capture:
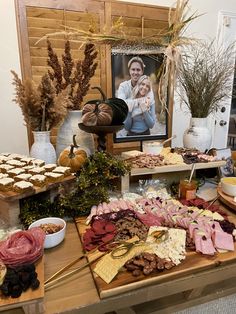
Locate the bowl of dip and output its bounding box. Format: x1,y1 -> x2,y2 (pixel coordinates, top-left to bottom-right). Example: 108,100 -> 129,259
221,177 -> 236,197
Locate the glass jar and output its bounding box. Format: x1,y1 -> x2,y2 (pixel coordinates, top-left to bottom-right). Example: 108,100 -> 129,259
179,179 -> 197,200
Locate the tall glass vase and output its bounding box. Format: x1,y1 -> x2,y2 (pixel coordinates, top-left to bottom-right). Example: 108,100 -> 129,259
56,110 -> 95,157
183,117 -> 212,152
30,131 -> 56,164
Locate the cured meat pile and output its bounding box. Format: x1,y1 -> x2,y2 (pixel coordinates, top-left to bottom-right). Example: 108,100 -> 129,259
125,252 -> 175,277
170,148 -> 217,164
0,228 -> 45,267
135,198 -> 235,255
126,154 -> 169,168
83,220 -> 116,251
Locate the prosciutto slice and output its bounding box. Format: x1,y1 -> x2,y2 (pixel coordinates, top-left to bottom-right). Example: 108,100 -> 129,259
0,227 -> 45,267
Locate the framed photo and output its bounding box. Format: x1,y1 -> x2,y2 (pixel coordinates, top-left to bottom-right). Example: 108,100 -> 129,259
111,51 -> 168,143
215,148 -> 234,177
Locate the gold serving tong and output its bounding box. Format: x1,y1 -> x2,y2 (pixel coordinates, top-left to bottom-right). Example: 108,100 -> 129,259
44,250 -> 104,290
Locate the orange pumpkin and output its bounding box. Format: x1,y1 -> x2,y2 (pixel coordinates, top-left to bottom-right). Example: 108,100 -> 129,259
58,145 -> 87,172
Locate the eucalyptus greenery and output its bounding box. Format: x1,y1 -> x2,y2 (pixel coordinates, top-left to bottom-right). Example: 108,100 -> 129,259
178,41 -> 235,118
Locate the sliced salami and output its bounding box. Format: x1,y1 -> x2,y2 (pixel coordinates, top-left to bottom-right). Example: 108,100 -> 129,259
0,227 -> 45,267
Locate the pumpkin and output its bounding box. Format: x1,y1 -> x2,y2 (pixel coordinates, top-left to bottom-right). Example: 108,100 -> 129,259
82,102 -> 113,126
58,141 -> 87,172
82,87 -> 128,125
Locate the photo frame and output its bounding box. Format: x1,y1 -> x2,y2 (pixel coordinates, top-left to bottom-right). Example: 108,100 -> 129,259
215,148 -> 234,177
111,50 -> 168,143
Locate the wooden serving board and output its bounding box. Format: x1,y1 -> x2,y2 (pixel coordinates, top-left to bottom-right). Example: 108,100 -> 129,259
218,186 -> 236,212
75,215 -> 236,299
0,175 -> 75,201
0,256 -> 44,311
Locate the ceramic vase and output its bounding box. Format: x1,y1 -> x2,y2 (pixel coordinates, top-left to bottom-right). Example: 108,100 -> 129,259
30,131 -> 57,164
56,110 -> 95,157
183,117 -> 212,152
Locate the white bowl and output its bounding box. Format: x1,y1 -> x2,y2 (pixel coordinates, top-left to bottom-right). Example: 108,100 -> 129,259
142,141 -> 163,155
221,177 -> 236,197
28,217 -> 66,249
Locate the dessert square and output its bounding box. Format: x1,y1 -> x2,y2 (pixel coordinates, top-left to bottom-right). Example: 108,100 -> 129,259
6,160 -> 26,167
0,178 -> 14,192
8,153 -> 25,160
23,165 -> 34,172
13,181 -> 34,194
0,156 -> 9,163
0,173 -> 9,179
43,164 -> 57,172
0,164 -> 14,174
30,174 -> 47,187
14,173 -> 32,182
31,159 -> 45,167
28,167 -> 46,175
44,172 -> 64,183
7,168 -> 26,178
21,157 -> 34,165
53,166 -> 71,176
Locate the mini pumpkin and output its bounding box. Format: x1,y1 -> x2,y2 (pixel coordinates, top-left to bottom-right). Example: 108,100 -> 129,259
58,144 -> 87,173
82,87 -> 128,126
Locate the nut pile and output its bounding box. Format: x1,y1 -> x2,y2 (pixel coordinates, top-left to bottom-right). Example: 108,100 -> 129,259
127,154 -> 169,168
124,252 -> 175,277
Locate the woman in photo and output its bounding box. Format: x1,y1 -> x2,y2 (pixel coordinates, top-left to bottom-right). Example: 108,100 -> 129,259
124,75 -> 156,136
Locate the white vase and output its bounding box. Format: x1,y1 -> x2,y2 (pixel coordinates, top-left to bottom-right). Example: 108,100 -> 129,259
183,117 -> 212,152
30,131 -> 56,164
56,110 -> 95,157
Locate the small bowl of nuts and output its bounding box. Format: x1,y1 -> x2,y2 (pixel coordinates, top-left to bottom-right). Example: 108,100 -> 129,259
28,217 -> 66,249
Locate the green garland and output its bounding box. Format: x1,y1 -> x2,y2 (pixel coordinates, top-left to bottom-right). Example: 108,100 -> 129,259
20,152 -> 130,227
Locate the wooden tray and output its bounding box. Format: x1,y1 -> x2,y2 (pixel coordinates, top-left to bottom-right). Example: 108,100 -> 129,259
218,186 -> 236,212
0,256 -> 44,311
0,175 -> 75,201
76,216 -> 236,299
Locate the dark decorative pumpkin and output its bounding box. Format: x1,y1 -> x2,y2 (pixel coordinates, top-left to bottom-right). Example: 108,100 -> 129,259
82,87 -> 128,126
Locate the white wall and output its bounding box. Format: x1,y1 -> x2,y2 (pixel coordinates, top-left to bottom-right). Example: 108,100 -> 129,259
1,0 -> 236,150
0,0 -> 28,154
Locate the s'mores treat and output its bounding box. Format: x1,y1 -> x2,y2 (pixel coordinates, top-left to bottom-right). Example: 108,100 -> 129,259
0,173 -> 9,179
7,168 -> 25,178
31,159 -> 45,167
0,178 -> 14,192
43,164 -> 57,172
53,166 -> 71,176
13,181 -> 34,194
6,160 -> 26,167
44,172 -> 64,183
0,164 -> 14,174
14,173 -> 32,182
28,167 -> 46,175
30,174 -> 47,187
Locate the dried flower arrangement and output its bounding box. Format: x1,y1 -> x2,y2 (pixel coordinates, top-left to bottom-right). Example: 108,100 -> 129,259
11,71 -> 69,131
46,40 -> 98,110
178,41 -> 235,118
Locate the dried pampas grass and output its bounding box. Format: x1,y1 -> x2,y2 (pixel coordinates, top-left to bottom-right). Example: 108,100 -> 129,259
11,71 -> 69,131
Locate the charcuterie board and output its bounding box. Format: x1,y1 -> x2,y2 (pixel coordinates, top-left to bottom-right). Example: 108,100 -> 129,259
0,256 -> 44,311
75,215 -> 236,299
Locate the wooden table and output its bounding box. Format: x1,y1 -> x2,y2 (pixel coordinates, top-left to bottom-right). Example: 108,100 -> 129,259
3,205 -> 236,314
